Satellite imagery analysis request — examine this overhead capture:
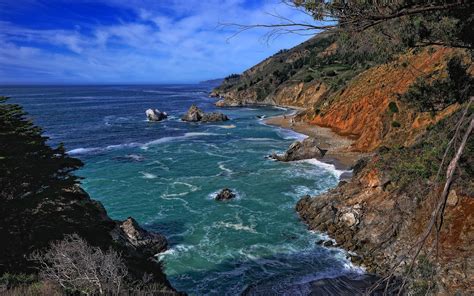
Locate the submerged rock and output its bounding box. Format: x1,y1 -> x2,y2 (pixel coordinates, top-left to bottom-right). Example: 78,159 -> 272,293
113,217 -> 167,257
270,137 -> 327,161
215,188 -> 236,201
146,108 -> 168,121
182,105 -> 229,122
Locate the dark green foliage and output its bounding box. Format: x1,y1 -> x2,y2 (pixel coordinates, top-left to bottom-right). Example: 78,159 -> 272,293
399,56 -> 472,112
391,121 -> 401,128
0,273 -> 37,289
224,73 -> 240,81
304,75 -> 314,83
0,96 -> 83,200
388,102 -> 399,113
410,256 -> 437,296
377,109 -> 473,197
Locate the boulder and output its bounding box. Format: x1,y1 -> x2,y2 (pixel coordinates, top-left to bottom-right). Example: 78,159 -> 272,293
215,99 -> 226,107
215,188 -> 236,201
271,137 -> 327,161
146,108 -> 168,121
182,105 -> 229,122
115,217 -> 167,257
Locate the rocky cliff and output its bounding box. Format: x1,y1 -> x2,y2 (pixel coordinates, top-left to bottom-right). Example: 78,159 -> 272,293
212,31 -> 473,294
297,110 -> 473,293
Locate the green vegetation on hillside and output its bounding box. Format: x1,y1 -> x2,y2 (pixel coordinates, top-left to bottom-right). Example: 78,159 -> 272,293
399,56 -> 473,113
377,108 -> 473,200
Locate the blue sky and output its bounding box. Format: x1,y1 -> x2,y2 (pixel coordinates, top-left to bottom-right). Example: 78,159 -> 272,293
0,0 -> 316,84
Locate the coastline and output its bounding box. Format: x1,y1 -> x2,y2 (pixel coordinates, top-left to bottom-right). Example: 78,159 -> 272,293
264,113 -> 367,171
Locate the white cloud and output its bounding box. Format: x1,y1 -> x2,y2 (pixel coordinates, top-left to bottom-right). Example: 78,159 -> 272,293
0,0 -> 317,83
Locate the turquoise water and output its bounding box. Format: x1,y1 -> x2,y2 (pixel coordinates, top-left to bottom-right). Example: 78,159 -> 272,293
3,85 -> 360,295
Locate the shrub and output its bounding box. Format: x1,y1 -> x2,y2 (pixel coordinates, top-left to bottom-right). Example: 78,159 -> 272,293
388,102 -> 399,113
399,56 -> 472,112
31,234 -> 128,295
304,75 -> 314,82
391,121 -> 401,128
224,73 -> 240,81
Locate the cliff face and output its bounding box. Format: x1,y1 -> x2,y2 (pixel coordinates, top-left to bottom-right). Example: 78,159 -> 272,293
297,110 -> 474,293
310,47 -> 464,152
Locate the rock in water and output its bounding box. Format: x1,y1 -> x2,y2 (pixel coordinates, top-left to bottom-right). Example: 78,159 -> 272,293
146,108 -> 168,121
182,104 -> 229,122
115,217 -> 167,257
215,188 -> 236,201
270,137 -> 327,161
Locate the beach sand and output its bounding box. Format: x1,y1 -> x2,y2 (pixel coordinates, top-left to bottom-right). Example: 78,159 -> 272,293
265,115 -> 367,170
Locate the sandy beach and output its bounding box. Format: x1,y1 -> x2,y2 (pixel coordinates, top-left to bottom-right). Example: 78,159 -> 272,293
265,114 -> 367,170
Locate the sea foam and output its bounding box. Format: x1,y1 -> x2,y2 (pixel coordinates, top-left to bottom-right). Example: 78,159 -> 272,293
298,159 -> 349,178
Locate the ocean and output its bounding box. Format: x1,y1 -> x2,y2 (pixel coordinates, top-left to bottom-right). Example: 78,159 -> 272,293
2,84 -> 362,295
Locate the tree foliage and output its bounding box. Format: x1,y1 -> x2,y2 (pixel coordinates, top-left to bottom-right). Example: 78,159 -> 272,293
399,56 -> 472,112
293,0 -> 473,48
0,96 -> 83,201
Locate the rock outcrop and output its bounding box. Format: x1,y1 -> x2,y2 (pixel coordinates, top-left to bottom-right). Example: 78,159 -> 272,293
146,108 -> 168,121
215,188 -> 236,201
271,137 -> 327,162
111,217 -> 167,258
182,105 -> 229,122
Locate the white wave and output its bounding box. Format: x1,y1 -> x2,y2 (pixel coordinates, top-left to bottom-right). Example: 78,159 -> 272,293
141,172 -> 157,179
242,137 -> 277,142
298,158 -> 349,178
68,147 -> 100,155
106,142 -> 141,149
67,142 -> 143,155
215,222 -> 257,233
157,244 -> 194,259
214,124 -> 236,129
161,181 -> 199,198
218,162 -> 233,174
142,132 -> 219,149
277,128 -> 308,141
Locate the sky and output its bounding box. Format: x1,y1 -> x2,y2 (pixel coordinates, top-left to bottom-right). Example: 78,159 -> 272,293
0,0 -> 317,84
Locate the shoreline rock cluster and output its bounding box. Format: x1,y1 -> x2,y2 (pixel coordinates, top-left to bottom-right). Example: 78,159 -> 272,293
182,104 -> 229,122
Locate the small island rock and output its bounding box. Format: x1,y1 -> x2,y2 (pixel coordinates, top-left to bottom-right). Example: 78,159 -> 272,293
182,105 -> 229,122
146,108 -> 168,121
215,188 -> 236,201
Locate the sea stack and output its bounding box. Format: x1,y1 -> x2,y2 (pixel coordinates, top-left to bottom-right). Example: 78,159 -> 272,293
182,104 -> 229,122
146,108 -> 168,121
